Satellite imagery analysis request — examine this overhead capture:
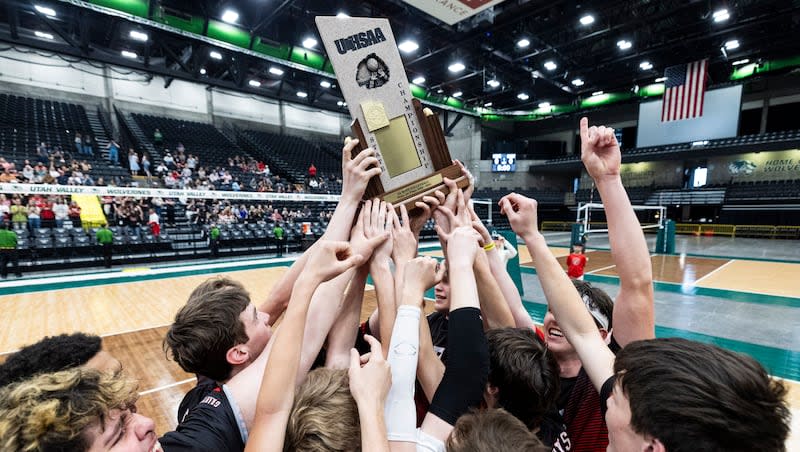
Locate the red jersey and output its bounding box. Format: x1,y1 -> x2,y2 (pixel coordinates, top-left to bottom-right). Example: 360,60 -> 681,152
567,253 -> 587,278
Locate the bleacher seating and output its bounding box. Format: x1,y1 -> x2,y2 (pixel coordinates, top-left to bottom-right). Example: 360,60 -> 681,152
0,93 -> 130,184
575,186 -> 653,205
131,113 -> 249,170
238,129 -> 341,184
725,179 -> 800,203
533,130 -> 800,168
0,93 -> 90,155
645,188 -> 727,205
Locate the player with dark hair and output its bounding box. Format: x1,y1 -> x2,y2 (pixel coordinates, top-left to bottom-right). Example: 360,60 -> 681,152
0,332 -> 120,387
501,124 -> 790,451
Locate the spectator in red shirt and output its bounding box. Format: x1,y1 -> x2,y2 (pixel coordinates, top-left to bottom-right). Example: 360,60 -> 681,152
566,243 -> 587,280
308,163 -> 317,178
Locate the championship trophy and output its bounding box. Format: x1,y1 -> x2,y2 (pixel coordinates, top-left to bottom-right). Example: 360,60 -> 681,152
316,16 -> 469,210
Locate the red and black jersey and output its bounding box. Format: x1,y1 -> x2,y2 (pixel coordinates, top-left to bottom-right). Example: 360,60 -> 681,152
160,379 -> 246,452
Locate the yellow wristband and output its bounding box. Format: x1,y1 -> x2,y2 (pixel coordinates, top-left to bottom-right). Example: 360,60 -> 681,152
483,242 -> 496,251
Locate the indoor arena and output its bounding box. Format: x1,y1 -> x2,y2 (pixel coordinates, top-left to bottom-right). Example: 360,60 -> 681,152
0,1 -> 797,451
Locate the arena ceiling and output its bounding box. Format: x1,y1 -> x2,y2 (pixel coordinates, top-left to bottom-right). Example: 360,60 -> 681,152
0,0 -> 798,117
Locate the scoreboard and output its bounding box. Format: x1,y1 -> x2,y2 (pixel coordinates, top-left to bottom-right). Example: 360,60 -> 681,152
492,153 -> 516,172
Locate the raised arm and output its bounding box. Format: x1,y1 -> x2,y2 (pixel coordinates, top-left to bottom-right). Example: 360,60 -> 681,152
500,193 -> 614,391
348,335 -> 392,452
419,192 -> 489,443
258,137 -> 381,317
246,241 -> 364,452
469,204 -> 535,330
386,256 -> 444,452
580,117 -> 654,346
324,137 -> 381,241
326,200 -> 391,366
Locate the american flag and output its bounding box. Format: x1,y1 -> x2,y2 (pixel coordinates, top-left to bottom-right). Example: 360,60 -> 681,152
661,59 -> 708,122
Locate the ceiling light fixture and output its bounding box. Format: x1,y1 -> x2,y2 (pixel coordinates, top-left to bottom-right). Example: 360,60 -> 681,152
487,79 -> 500,88
484,102 -> 493,107
221,9 -> 239,24
269,67 -> 284,76
200,68 -> 207,75
592,91 -> 604,96
412,76 -> 426,85
517,93 -> 529,101
398,40 -> 419,53
320,80 -> 331,88
571,78 -> 584,86
538,102 -> 551,109
34,31 -> 54,40
209,50 -> 222,60
129,30 -> 148,42
302,37 -> 317,49
121,50 -> 138,59
517,38 -> 530,48
712,9 -> 729,22
336,12 -> 350,18
452,91 -> 463,98
580,15 -> 595,25
617,39 -> 632,50
34,5 -> 56,17
337,100 -> 345,106
732,58 -> 750,66
655,77 -> 667,83
297,91 -> 308,98
248,80 -> 261,87
724,39 -> 740,50
639,61 -> 653,70
544,61 -> 557,71
448,62 -> 466,73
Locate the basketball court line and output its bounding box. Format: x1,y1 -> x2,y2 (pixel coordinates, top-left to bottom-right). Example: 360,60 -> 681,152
139,377 -> 198,396
586,264 -> 617,274
693,258 -> 736,285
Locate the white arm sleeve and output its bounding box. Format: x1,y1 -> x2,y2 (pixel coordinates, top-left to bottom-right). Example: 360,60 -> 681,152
416,428 -> 446,452
385,305 -> 421,442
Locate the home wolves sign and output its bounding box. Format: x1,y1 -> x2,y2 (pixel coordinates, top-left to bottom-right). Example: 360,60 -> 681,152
316,16 -> 467,209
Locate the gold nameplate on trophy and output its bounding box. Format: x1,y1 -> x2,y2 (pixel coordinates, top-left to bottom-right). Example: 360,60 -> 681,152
316,16 -> 468,211
361,101 -> 390,132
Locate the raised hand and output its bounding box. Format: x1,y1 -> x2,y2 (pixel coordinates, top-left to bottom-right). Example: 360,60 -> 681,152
304,240 -> 366,284
434,189 -> 472,244
341,137 -> 382,203
365,199 -> 392,266
408,194 -> 439,237
498,193 -> 541,240
468,203 -> 493,247
579,117 -> 621,182
390,204 -> 418,265
454,159 -> 475,201
402,256 -> 446,297
431,178 -> 460,234
443,226 -> 482,266
350,200 -> 390,263
348,334 -> 391,407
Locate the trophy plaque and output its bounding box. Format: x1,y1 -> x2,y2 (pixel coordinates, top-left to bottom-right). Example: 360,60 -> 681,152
315,16 -> 468,210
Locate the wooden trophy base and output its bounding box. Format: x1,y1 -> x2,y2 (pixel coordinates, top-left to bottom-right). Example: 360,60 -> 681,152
377,164 -> 469,213
351,99 -> 469,213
